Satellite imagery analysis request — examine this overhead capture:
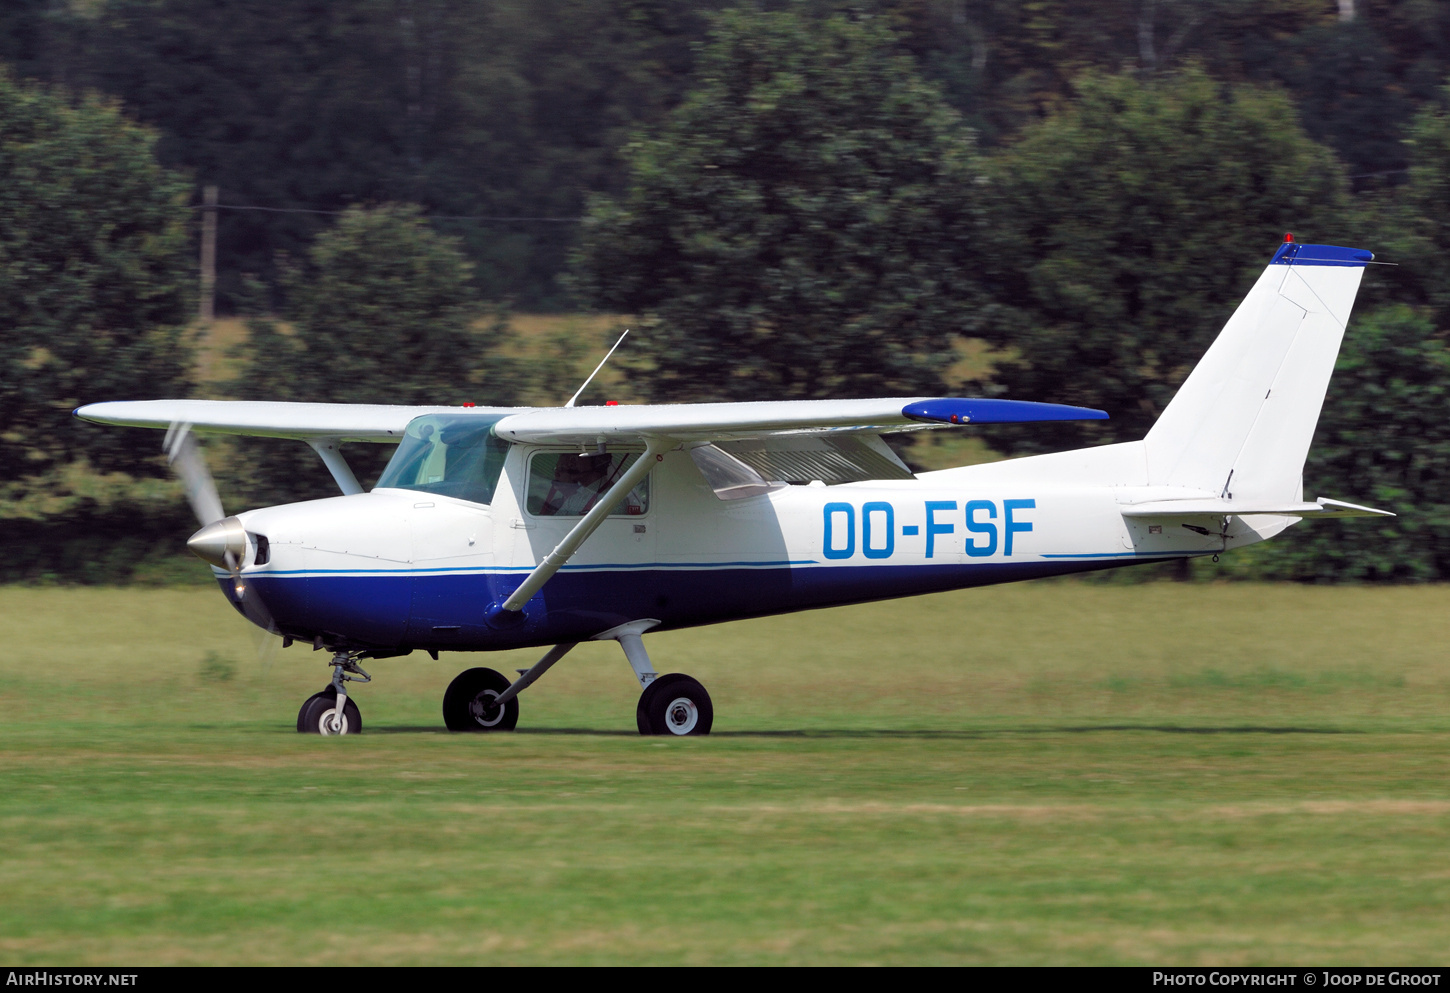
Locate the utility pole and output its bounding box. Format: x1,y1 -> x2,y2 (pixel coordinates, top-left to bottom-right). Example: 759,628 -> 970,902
199,185 -> 218,324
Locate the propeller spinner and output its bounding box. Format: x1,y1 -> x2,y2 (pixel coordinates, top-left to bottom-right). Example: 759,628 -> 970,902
165,423 -> 276,633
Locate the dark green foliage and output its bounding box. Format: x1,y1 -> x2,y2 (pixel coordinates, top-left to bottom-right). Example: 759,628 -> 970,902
231,204 -> 513,508
80,0 -> 424,308
0,506 -> 200,586
1385,89 -> 1450,322
1272,14 -> 1412,182
574,10 -> 981,402
893,1 -> 1334,143
0,71 -> 194,477
12,1 -> 1450,310
0,0 -> 57,75
975,69 -> 1349,452
0,69 -> 196,578
242,204 -> 493,407
1232,305 -> 1450,582
69,0 -> 724,310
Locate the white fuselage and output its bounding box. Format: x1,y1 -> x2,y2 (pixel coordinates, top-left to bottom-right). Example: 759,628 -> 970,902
230,439 -> 1291,652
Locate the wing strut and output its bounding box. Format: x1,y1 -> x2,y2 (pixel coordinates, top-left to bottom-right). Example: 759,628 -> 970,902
487,438 -> 668,625
307,438 -> 363,495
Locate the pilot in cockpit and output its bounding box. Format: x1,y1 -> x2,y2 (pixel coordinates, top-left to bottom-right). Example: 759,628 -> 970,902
538,453 -> 643,516
540,453 -> 614,515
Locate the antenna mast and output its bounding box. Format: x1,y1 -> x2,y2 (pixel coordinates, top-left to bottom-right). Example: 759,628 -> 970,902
565,329 -> 630,408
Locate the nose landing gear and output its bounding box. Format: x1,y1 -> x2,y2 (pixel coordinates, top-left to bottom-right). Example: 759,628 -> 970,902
297,652 -> 371,735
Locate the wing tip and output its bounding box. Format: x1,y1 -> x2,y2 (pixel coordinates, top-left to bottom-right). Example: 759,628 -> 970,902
902,398 -> 1110,426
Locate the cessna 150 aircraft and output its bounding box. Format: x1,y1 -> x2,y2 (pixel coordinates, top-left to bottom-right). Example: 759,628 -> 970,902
76,238 -> 1390,736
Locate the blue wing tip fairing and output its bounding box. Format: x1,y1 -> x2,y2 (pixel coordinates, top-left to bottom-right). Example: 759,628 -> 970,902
901,398 -> 1110,426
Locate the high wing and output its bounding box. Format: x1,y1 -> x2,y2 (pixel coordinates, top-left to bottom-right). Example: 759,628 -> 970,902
494,396 -> 1108,487
73,399 -> 487,442
490,397 -> 1106,445
76,395 -> 1105,444
76,395 -> 1107,490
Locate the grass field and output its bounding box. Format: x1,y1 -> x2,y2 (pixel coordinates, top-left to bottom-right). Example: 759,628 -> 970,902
2,581 -> 1449,965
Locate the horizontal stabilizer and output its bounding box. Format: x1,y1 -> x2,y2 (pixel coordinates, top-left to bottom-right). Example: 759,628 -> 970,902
1121,496 -> 1393,519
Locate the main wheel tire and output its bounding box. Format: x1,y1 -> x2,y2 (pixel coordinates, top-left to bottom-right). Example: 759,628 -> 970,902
296,687 -> 335,732
442,666 -> 519,731
298,689 -> 361,736
635,679 -> 661,735
638,673 -> 713,736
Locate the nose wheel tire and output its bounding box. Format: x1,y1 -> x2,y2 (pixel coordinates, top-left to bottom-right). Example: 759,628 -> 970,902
297,687 -> 362,736
443,666 -> 519,731
637,673 -> 713,736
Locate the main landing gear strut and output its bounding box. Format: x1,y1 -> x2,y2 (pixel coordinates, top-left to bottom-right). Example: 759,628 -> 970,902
439,619 -> 713,736
297,652 -> 372,735
600,619 -> 714,736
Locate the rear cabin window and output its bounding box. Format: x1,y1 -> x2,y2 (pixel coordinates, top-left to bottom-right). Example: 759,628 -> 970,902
375,414 -> 509,505
526,451 -> 650,517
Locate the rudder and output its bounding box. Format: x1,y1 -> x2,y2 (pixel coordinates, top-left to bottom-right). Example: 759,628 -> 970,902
1143,240 -> 1371,503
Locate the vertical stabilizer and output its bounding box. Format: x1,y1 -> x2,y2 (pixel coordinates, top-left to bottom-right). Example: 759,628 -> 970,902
1143,241 -> 1371,503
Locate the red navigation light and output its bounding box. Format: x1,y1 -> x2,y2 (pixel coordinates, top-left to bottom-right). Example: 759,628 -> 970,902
462,401 -> 476,407
1283,232 -> 1294,243
605,400 -> 619,406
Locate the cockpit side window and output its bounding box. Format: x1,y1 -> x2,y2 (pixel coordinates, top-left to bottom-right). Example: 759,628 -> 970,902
375,414 -> 510,505
526,451 -> 650,517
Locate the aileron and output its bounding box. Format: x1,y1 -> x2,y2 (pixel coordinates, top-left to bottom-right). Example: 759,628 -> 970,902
74,399 -> 483,442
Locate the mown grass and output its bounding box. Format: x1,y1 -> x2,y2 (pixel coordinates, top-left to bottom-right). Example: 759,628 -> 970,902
1,581 -> 1448,964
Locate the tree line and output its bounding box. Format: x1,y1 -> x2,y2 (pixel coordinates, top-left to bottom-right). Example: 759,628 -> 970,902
3,2 -> 1450,582
8,1 -> 1449,309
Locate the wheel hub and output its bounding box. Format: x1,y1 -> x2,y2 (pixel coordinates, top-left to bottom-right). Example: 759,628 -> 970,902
664,697 -> 698,734
470,690 -> 506,727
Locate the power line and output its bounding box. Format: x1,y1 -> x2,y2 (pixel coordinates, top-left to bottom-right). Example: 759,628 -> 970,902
191,202 -> 582,222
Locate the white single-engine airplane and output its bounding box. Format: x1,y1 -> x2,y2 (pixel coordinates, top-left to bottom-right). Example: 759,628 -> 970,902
78,238 -> 1391,736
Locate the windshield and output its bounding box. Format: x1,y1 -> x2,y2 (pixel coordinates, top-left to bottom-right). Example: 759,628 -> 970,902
375,414 -> 510,505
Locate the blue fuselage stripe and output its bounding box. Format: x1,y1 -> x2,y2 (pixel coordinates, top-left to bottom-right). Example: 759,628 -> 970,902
235,556 -> 1165,652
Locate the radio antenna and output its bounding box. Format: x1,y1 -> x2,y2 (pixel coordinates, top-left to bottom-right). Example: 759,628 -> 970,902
565,328 -> 630,408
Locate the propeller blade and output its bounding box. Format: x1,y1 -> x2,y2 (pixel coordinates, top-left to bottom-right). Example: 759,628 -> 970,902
226,549 -> 279,636
164,422 -> 225,526
164,423 -> 279,637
